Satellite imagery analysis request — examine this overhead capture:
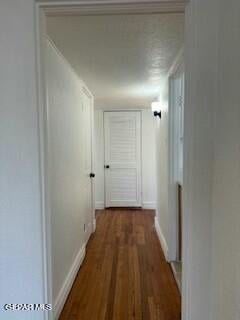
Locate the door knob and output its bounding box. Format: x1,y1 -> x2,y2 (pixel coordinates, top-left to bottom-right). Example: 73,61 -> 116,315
104,165 -> 110,169
89,173 -> 95,178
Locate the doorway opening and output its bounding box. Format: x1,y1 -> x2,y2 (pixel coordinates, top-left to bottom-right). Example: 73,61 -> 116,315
36,2 -> 187,319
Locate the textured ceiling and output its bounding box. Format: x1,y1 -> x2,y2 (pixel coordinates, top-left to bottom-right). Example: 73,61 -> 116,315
47,14 -> 184,109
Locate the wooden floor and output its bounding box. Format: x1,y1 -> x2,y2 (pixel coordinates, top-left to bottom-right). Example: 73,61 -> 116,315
60,209 -> 181,320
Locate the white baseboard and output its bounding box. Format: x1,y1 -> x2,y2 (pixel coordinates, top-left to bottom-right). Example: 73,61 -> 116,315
154,216 -> 169,261
142,201 -> 156,209
54,245 -> 86,320
93,218 -> 96,232
170,262 -> 182,293
95,201 -> 104,209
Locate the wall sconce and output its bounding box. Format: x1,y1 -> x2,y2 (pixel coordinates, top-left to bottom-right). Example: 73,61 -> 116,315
151,101 -> 161,118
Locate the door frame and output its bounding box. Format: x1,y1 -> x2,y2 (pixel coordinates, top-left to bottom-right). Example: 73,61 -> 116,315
82,86 -> 96,235
35,2 -> 188,320
35,6 -> 96,319
103,110 -> 142,208
168,52 -> 184,262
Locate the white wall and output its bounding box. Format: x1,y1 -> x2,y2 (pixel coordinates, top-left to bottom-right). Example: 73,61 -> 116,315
154,2 -> 240,320
46,40 -> 93,316
183,2 -> 218,318
94,109 -> 157,209
154,53 -> 183,260
183,0 -> 240,320
209,1 -> 240,319
0,2 -> 46,319
155,77 -> 170,256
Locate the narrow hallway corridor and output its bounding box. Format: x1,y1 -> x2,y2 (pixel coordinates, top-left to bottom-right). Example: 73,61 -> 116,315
60,210 -> 181,320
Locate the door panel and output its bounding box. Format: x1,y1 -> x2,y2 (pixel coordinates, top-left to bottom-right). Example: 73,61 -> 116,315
104,111 -> 141,207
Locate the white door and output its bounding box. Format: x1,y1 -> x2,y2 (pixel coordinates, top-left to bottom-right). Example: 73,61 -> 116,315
104,111 -> 142,207
81,88 -> 94,243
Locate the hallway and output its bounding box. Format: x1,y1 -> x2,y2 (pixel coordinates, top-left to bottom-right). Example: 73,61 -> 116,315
60,210 -> 181,320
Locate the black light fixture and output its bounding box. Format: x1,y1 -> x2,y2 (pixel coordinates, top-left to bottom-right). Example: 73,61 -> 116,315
151,101 -> 161,119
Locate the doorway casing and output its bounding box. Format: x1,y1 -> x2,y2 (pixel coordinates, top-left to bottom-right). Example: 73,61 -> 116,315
168,49 -> 184,262
35,1 -> 188,320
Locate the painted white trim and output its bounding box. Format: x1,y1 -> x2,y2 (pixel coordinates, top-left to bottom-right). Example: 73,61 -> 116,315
142,201 -> 156,209
46,36 -> 93,100
102,108 -> 144,112
170,262 -> 182,293
167,47 -> 184,78
38,0 -> 187,16
95,201 -> 105,209
93,218 -> 96,232
154,216 -> 169,261
167,53 -> 184,262
35,7 -> 53,320
54,245 -> 86,320
90,82 -> 96,236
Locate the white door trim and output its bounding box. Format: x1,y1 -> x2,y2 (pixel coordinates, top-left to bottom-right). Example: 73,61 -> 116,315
35,7 -> 53,320
168,50 -> 184,262
90,96 -> 96,232
38,0 -> 188,16
35,2 -> 188,320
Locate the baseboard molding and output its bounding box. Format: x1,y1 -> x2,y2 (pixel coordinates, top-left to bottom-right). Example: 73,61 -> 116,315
154,216 -> 169,261
93,218 -> 96,232
170,262 -> 182,293
95,201 -> 104,210
54,245 -> 86,320
142,201 -> 156,209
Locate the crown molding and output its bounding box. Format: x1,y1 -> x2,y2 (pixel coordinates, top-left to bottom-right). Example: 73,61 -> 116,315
37,1 -> 188,16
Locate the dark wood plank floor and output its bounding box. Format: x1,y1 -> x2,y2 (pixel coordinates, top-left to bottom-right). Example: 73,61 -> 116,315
59,209 -> 181,320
